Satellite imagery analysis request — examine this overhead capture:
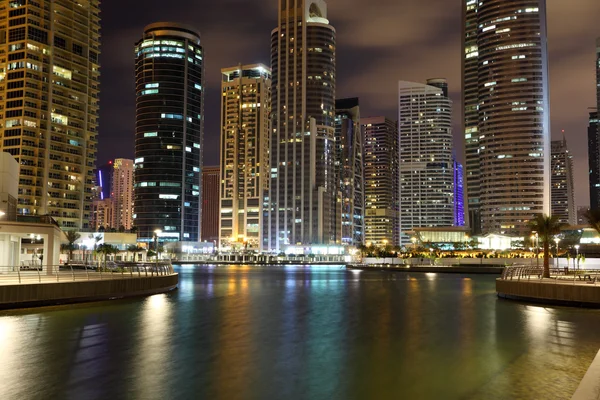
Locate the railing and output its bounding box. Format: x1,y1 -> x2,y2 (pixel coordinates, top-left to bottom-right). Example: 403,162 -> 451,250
500,265 -> 600,285
0,262 -> 175,284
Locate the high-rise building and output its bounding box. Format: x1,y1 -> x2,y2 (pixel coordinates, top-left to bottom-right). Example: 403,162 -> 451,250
134,23 -> 204,243
0,0 -> 100,230
95,161 -> 114,201
462,0 -> 551,236
362,116 -> 398,247
398,79 -> 454,245
266,0 -> 336,251
219,64 -> 271,251
334,98 -> 364,246
111,159 -> 134,230
551,138 -> 575,225
578,206 -> 590,225
592,38 -> 600,210
202,166 -> 220,244
590,111 -> 600,210
91,198 -> 114,231
454,159 -> 465,227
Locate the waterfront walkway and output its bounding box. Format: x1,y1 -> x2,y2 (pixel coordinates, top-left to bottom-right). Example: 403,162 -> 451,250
0,263 -> 178,309
497,266 -> 600,307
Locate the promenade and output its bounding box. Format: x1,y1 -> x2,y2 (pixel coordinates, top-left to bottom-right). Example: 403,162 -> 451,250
0,263 -> 178,309
497,266 -> 600,308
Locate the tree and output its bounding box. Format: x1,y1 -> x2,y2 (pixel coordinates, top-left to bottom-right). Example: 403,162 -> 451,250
119,225 -> 126,233
63,230 -> 81,263
98,226 -> 105,232
127,245 -> 143,262
529,214 -> 564,278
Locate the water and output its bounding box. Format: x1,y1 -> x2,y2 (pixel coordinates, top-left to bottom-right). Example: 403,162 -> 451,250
1,265 -> 600,400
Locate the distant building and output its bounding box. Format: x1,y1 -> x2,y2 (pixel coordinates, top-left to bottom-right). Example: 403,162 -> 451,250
91,199 -> 114,231
134,23 -> 204,243
111,159 -> 134,230
454,160 -> 465,227
463,0 -> 551,236
0,152 -> 19,221
202,166 -> 220,244
589,112 -> 600,210
0,1 -> 100,230
95,162 -> 114,201
399,79 -> 454,246
362,116 -> 399,246
551,138 -> 576,225
334,98 -> 364,246
219,64 -> 271,251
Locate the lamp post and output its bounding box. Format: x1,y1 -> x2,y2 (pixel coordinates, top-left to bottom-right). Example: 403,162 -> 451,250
575,244 -> 580,270
531,232 -> 539,268
153,229 -> 162,265
554,237 -> 560,269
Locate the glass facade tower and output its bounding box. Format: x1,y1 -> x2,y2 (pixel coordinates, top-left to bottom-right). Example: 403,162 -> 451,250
462,0 -> 551,237
550,138 -> 575,225
0,0 -> 100,229
334,98 -> 364,246
267,1 -> 336,251
134,23 -> 204,242
362,116 -> 399,247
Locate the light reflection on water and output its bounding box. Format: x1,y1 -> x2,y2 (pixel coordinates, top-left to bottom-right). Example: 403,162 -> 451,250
1,265 -> 600,399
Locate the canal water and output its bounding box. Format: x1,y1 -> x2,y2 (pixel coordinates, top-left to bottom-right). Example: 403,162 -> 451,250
1,265 -> 600,400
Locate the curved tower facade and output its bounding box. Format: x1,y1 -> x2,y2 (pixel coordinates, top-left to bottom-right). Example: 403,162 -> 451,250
266,1 -> 336,251
463,0 -> 550,237
134,23 -> 204,242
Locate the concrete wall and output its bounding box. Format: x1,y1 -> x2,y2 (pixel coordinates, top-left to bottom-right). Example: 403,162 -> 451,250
496,280 -> 600,306
572,349 -> 600,399
0,274 -> 178,308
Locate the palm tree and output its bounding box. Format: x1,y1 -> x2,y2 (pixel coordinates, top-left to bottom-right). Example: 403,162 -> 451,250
63,230 -> 81,264
127,245 -> 143,262
529,214 -> 564,278
585,209 -> 600,236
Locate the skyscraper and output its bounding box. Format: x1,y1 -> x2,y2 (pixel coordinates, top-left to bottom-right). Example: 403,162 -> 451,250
111,159 -> 134,230
0,0 -> 100,230
462,0 -> 551,236
266,0 -> 336,251
334,98 -> 364,246
202,166 -> 220,244
362,116 -> 398,247
551,138 -> 575,225
219,64 -> 271,251
398,79 -> 454,245
589,111 -> 600,210
134,23 -> 204,243
454,159 -> 466,227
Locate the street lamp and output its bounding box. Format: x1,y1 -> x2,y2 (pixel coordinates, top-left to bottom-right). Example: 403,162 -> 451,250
575,244 -> 580,270
0,210 -> 5,219
554,237 -> 560,268
153,229 -> 162,265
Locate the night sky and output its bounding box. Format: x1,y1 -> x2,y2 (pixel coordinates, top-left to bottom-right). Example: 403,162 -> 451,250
99,0 -> 600,207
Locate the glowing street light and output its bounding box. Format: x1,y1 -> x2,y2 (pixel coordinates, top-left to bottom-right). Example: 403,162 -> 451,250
575,244 -> 580,270
531,232 -> 539,268
0,210 -> 5,219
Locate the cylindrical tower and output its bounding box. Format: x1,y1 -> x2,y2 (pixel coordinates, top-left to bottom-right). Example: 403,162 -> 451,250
266,1 -> 336,251
134,23 -> 204,243
476,1 -> 550,236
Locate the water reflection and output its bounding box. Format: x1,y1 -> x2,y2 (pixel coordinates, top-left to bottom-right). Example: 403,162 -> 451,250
1,267 -> 600,400
133,294 -> 174,399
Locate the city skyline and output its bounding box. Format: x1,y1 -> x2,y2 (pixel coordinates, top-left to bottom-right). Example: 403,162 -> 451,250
98,0 -> 600,209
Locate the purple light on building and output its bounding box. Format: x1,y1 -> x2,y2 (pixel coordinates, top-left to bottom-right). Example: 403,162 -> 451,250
454,160 -> 465,227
